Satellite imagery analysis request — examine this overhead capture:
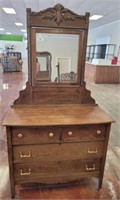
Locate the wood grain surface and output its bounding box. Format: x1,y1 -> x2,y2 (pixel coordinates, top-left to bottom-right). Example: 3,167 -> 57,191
3,105 -> 114,126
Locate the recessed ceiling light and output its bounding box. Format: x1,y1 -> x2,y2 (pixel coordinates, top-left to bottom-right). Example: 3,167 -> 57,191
0,28 -> 4,31
2,7 -> 16,14
6,32 -> 12,35
21,29 -> 26,32
90,15 -> 103,20
15,22 -> 23,26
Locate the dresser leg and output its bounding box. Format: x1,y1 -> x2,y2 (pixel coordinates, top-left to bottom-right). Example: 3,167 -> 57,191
11,190 -> 15,199
10,182 -> 15,198
98,178 -> 103,190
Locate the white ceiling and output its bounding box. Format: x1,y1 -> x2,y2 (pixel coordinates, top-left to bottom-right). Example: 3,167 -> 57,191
0,0 -> 120,36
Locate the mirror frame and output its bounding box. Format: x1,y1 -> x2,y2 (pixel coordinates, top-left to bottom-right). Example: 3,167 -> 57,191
27,4 -> 89,86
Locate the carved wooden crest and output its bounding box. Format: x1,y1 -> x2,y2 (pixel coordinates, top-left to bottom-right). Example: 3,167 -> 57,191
32,4 -> 86,25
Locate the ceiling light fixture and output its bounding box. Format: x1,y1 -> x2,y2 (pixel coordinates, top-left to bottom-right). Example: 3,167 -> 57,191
15,22 -> 23,26
6,32 -> 12,35
0,28 -> 4,31
2,7 -> 16,14
90,15 -> 103,20
21,29 -> 26,32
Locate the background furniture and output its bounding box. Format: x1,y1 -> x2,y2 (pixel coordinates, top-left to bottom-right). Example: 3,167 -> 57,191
117,46 -> 120,63
61,71 -> 77,82
36,51 -> 52,82
3,4 -> 113,198
1,52 -> 23,72
85,62 -> 120,83
86,44 -> 116,62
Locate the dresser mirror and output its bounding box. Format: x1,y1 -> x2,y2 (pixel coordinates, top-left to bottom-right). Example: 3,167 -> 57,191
13,4 -> 93,104
27,4 -> 89,87
35,31 -> 79,83
30,26 -> 85,85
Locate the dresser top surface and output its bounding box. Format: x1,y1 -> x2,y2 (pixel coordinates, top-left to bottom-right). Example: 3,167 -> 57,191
3,105 -> 114,126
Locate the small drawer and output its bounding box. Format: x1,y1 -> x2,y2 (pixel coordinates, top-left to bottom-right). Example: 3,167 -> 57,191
62,124 -> 106,141
14,158 -> 101,184
12,126 -> 60,144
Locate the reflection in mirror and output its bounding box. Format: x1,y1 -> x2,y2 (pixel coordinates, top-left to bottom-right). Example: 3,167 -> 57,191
36,52 -> 52,82
36,33 -> 79,83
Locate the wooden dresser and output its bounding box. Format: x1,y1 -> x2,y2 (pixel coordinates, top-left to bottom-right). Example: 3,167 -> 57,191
3,4 -> 114,198
4,105 -> 113,197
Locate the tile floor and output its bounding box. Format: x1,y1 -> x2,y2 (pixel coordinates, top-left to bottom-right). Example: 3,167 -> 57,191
0,68 -> 120,199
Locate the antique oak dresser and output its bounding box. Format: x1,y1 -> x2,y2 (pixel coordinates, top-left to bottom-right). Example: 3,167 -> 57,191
3,4 -> 114,198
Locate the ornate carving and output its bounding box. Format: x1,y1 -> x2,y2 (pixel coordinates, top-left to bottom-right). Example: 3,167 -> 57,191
32,4 -> 86,25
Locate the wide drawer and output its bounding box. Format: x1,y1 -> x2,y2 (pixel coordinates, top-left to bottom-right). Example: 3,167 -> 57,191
62,124 -> 106,141
14,158 -> 101,184
13,141 -> 104,163
11,126 -> 60,144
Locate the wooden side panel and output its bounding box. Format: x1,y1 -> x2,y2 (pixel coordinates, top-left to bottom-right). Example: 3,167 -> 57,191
98,124 -> 111,189
95,65 -> 120,84
6,127 -> 15,198
85,63 -> 96,82
85,63 -> 120,84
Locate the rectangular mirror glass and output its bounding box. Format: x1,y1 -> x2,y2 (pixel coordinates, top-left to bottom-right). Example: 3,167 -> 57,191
36,32 -> 79,83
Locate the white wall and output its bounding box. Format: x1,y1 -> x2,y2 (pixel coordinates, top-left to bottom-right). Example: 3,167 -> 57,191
88,20 -> 120,56
0,40 -> 28,73
36,33 -> 79,81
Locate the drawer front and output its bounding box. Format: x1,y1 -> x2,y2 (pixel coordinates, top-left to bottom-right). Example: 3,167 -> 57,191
13,141 -> 104,163
62,124 -> 106,141
14,158 -> 101,184
11,124 -> 106,145
12,127 -> 60,144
